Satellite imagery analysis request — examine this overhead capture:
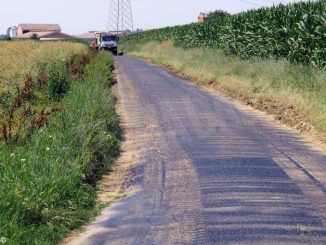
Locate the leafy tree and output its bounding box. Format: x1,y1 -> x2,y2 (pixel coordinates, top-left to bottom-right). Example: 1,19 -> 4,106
5,28 -> 12,40
6,27 -> 11,37
207,10 -> 231,24
31,33 -> 39,40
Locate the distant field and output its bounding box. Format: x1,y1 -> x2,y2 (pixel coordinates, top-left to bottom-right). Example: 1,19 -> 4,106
0,41 -> 89,141
0,41 -> 88,91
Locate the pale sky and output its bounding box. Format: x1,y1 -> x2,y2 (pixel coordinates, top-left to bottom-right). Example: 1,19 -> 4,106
1,0 -> 303,35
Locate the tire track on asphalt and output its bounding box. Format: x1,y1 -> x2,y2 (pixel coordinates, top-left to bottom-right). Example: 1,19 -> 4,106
68,56 -> 326,245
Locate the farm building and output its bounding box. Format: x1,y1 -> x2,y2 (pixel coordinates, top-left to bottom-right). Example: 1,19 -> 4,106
9,23 -> 72,40
77,31 -> 98,39
7,26 -> 18,38
76,30 -> 131,40
16,31 -> 72,40
17,24 -> 61,36
198,12 -> 209,23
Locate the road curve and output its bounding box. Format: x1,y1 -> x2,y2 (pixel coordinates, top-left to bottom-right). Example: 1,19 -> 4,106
70,56 -> 326,245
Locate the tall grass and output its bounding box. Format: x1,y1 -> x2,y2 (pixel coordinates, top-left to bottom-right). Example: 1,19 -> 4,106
0,41 -> 90,142
0,41 -> 88,90
123,41 -> 326,138
0,51 -> 120,244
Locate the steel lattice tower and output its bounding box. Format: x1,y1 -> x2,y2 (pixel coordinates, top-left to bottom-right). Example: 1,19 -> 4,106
107,0 -> 133,35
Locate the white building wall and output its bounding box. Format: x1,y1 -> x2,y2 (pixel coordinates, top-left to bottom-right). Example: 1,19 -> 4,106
9,27 -> 17,38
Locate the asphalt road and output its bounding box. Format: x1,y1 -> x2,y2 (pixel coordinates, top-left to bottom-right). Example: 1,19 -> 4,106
70,56 -> 326,245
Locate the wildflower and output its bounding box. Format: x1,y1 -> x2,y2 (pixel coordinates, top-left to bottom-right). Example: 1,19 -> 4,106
0,237 -> 7,244
46,147 -> 51,151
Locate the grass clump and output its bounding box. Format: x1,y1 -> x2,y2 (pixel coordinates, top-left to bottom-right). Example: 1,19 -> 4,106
0,51 -> 120,244
46,59 -> 70,101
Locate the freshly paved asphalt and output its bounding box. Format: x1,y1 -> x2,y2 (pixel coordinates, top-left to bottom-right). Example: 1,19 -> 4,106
70,56 -> 326,245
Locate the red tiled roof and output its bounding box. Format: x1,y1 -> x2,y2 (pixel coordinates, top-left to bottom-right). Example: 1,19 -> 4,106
16,31 -> 54,39
77,32 -> 98,39
18,24 -> 61,32
41,32 -> 72,39
16,31 -> 72,40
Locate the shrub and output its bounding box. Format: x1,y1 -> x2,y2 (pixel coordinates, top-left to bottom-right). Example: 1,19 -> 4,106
46,59 -> 70,101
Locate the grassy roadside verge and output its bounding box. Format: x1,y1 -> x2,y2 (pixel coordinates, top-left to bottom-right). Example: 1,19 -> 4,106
121,41 -> 326,143
0,51 -> 120,244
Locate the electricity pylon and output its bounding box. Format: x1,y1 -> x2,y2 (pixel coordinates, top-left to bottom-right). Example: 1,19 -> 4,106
107,0 -> 133,35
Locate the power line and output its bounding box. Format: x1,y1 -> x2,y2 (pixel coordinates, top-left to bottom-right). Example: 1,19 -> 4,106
260,0 -> 291,4
261,0 -> 281,3
261,0 -> 275,3
234,0 -> 264,7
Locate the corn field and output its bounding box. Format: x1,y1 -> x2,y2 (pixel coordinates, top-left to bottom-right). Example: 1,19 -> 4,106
122,0 -> 326,69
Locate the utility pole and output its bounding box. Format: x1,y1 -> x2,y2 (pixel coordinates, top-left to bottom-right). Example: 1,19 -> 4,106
108,0 -> 134,35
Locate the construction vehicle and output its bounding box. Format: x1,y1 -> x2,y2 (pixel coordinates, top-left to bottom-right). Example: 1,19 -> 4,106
95,32 -> 119,55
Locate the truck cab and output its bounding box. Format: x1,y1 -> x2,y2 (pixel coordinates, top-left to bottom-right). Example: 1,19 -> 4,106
96,33 -> 119,55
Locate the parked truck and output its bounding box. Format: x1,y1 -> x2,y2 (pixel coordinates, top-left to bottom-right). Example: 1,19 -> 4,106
95,32 -> 119,55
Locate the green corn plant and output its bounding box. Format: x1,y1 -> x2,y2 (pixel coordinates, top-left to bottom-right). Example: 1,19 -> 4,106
121,0 -> 325,69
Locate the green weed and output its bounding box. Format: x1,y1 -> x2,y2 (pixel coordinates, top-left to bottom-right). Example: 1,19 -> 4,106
0,51 -> 120,244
